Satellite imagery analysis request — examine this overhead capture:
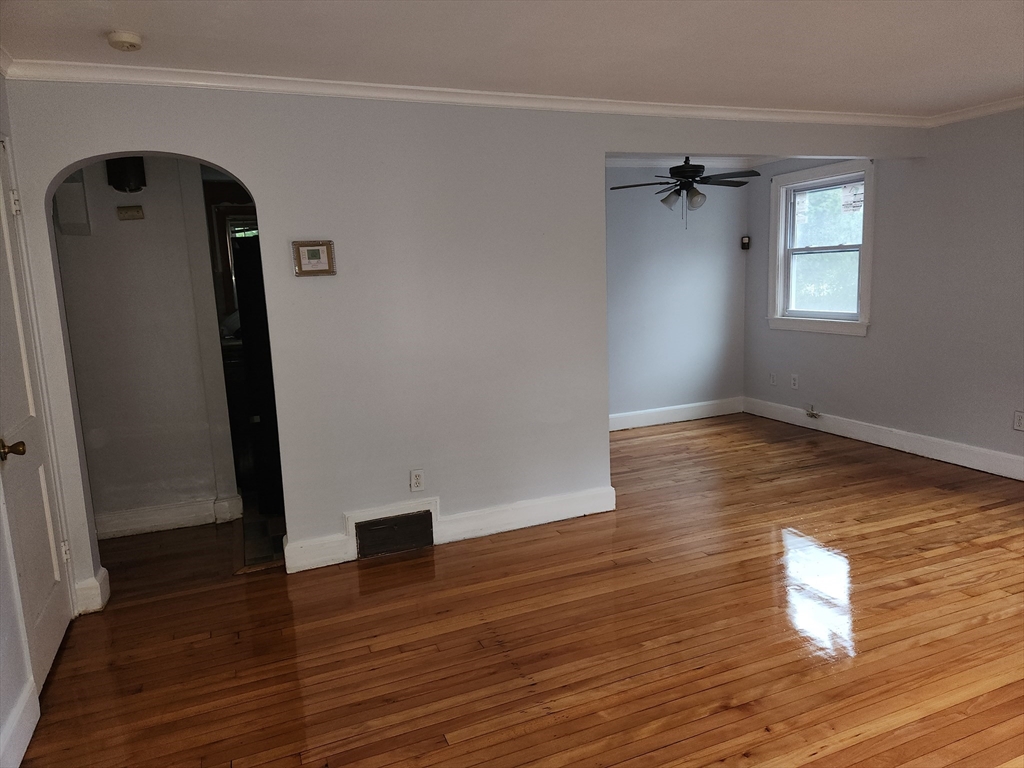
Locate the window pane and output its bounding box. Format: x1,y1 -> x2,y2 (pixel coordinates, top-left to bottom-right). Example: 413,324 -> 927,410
788,250 -> 859,314
792,182 -> 863,248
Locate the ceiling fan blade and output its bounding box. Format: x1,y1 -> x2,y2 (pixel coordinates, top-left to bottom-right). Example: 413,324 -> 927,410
609,182 -> 680,190
698,170 -> 761,182
697,179 -> 749,187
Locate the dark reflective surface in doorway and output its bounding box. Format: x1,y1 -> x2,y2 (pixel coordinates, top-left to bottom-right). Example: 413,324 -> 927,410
203,174 -> 286,565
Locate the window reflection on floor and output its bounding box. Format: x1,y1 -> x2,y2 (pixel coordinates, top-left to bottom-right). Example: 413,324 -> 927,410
782,528 -> 855,659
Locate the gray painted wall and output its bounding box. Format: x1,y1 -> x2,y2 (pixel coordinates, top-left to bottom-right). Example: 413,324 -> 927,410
744,109 -> 1024,456
54,157 -> 236,532
606,165 -> 746,415
6,79 -> 917,549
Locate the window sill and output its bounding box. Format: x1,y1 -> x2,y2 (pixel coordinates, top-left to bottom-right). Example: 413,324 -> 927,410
768,317 -> 868,336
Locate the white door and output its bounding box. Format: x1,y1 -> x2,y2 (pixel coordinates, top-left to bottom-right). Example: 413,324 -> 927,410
0,137 -> 73,689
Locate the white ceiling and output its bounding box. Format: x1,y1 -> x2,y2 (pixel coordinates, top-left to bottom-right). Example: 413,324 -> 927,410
1,0 -> 1022,123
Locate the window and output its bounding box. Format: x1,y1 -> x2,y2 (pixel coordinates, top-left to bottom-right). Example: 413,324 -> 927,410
768,160 -> 874,335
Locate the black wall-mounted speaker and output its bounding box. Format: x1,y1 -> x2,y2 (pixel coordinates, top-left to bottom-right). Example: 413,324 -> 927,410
106,157 -> 147,193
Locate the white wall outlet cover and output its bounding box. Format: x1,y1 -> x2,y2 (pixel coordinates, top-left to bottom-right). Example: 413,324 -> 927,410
1014,411 -> 1024,432
410,469 -> 424,491
791,374 -> 799,389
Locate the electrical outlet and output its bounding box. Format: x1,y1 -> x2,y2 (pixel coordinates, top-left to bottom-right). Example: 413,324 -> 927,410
791,374 -> 799,390
769,373 -> 777,386
1014,411 -> 1024,432
410,469 -> 424,492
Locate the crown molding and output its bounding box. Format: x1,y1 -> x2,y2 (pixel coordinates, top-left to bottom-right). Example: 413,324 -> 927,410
2,59 -> 929,128
924,95 -> 1024,128
3,58 -> 1021,129
0,48 -> 13,77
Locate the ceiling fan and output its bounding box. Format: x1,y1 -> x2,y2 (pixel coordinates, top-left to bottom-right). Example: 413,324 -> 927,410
610,157 -> 760,218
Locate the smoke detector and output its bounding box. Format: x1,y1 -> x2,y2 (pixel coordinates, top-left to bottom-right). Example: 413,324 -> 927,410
107,31 -> 143,53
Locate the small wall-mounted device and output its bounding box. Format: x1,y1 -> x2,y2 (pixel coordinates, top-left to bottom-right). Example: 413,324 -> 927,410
107,30 -> 143,52
741,236 -> 751,250
106,157 -> 147,193
116,205 -> 144,221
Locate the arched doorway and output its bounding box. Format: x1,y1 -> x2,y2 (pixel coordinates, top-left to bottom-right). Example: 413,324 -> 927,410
48,153 -> 286,586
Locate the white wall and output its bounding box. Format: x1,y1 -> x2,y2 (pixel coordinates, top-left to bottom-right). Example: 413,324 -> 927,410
606,164 -> 746,424
4,78 -> 920,573
54,157 -> 239,537
744,109 -> 1024,459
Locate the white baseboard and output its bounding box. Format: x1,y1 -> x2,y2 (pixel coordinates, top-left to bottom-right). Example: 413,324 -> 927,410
610,397 -> 744,431
283,486 -> 616,574
73,566 -> 109,615
95,495 -> 243,539
0,678 -> 40,768
284,497 -> 441,573
743,398 -> 1024,481
282,533 -> 350,574
435,486 -> 616,544
214,494 -> 243,523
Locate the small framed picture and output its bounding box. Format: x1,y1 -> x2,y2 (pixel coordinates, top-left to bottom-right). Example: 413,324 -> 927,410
292,240 -> 336,276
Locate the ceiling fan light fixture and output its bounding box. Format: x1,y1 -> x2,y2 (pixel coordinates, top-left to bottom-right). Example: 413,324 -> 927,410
607,160 -> 759,219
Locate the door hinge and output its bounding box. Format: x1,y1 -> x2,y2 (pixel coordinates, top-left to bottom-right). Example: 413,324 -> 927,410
9,189 -> 21,215
61,540 -> 71,564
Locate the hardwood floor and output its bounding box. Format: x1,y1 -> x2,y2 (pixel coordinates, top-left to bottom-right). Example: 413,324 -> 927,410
22,414 -> 1024,767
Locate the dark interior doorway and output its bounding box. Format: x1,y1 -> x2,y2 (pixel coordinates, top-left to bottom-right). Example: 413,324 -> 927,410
202,168 -> 286,566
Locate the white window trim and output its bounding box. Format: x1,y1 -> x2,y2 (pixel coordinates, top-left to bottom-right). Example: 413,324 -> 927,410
767,159 -> 875,336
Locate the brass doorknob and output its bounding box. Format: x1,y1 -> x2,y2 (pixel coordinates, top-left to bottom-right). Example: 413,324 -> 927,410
0,439 -> 26,461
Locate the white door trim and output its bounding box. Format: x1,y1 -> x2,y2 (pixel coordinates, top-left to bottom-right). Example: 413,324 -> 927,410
0,135 -> 107,617
0,134 -> 76,689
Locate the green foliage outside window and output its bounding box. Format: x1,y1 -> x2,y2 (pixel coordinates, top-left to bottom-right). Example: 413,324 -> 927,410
788,183 -> 863,313
789,251 -> 859,312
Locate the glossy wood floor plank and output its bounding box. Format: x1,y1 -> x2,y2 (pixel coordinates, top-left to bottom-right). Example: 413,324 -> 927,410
22,414 -> 1024,767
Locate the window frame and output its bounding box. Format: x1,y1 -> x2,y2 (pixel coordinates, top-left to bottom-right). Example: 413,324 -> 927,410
767,159 -> 875,336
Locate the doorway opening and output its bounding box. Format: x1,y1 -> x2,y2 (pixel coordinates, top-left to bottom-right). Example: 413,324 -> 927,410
49,155 -> 285,575
604,153 -> 757,441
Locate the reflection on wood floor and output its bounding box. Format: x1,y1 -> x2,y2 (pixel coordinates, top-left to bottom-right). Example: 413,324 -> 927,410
22,414 -> 1024,767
